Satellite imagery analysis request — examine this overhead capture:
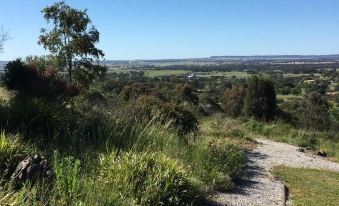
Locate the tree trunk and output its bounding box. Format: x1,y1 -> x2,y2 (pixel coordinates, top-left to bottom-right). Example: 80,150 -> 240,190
68,58 -> 72,82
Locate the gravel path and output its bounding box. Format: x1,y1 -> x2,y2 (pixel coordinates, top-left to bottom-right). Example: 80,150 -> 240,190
211,138 -> 339,206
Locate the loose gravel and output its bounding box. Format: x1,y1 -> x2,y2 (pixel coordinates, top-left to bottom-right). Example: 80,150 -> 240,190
211,138 -> 339,206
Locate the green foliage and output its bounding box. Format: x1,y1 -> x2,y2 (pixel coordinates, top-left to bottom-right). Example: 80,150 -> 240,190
0,132 -> 34,179
52,152 -> 82,205
2,59 -> 79,101
6,97 -> 70,143
122,83 -> 155,101
199,96 -> 222,116
244,119 -> 339,160
298,92 -> 332,131
40,1 -> 106,85
206,140 -> 245,179
185,139 -> 245,192
223,85 -> 246,117
131,94 -> 199,137
25,55 -> 59,72
244,76 -> 277,121
98,151 -> 200,206
173,84 -> 199,105
160,103 -> 199,136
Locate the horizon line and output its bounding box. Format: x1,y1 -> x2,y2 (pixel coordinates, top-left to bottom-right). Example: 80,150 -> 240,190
1,53 -> 339,62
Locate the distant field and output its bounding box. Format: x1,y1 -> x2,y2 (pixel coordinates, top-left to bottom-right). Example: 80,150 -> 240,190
282,73 -> 308,77
109,67 -> 320,79
144,70 -> 190,77
277,94 -> 302,101
110,68 -> 252,78
273,166 -> 339,206
109,68 -> 190,77
195,71 -> 251,78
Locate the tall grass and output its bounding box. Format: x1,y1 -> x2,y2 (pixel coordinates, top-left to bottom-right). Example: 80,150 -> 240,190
97,151 -> 200,205
52,152 -> 82,205
0,131 -> 35,178
0,110 -> 247,205
244,119 -> 339,160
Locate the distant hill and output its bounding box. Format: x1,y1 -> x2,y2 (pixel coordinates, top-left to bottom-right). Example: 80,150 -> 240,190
209,54 -> 339,61
2,54 -> 339,71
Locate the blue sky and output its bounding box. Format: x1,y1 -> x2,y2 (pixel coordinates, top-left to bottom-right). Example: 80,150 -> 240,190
1,0 -> 339,60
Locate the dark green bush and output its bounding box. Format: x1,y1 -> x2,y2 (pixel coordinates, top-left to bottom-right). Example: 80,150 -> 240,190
2,59 -> 79,101
244,76 -> 277,121
298,92 -> 332,131
160,103 -> 199,136
131,95 -> 199,137
222,85 -> 246,117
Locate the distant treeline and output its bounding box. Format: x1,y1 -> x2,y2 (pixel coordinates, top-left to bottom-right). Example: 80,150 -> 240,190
129,63 -> 339,73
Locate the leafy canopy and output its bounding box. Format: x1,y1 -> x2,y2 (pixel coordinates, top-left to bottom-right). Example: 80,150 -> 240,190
39,2 -> 106,85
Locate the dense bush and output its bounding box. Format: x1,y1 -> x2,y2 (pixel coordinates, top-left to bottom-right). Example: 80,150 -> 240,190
298,92 -> 332,131
244,76 -> 277,121
160,103 -> 199,136
98,151 -> 200,206
5,96 -> 74,144
173,84 -> 199,105
2,59 -> 79,101
131,94 -> 199,137
199,96 -> 222,116
222,85 -> 246,117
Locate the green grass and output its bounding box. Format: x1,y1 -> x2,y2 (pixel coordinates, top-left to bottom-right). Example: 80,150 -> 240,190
195,71 -> 251,78
110,68 -> 191,77
109,68 -> 254,78
282,73 -> 308,77
277,94 -> 302,101
144,70 -> 190,77
0,132 -> 35,177
273,166 -> 339,206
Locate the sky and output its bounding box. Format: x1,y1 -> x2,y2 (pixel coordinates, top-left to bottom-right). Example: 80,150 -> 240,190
0,0 -> 339,60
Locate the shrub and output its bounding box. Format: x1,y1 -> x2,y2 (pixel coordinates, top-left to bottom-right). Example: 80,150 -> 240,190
6,97 -> 72,143
2,59 -> 79,101
98,151 -> 200,206
298,92 -> 332,131
160,103 -> 199,136
121,83 -> 154,101
131,95 -> 199,137
199,96 -> 222,116
173,84 -> 199,105
222,85 -> 246,117
244,76 -> 277,121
